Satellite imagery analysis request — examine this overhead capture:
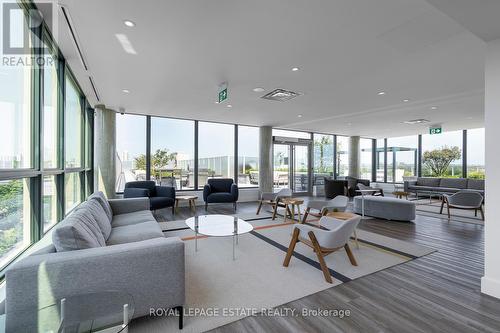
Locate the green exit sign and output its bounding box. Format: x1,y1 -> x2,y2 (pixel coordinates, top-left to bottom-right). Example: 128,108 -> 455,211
218,88 -> 228,103
429,127 -> 442,135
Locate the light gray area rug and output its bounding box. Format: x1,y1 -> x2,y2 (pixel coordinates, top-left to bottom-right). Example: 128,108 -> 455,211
131,217 -> 435,333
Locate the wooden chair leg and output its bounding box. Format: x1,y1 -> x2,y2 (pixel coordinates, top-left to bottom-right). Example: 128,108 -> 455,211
272,202 -> 278,220
308,231 -> 332,284
480,206 -> 485,220
344,244 -> 358,266
302,207 -> 310,223
283,228 -> 300,267
474,209 -> 477,217
446,200 -> 451,219
353,229 -> 360,249
440,198 -> 445,214
256,200 -> 263,215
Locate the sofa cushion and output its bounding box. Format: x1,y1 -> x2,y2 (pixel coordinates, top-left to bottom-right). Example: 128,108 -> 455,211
467,179 -> 485,190
81,199 -> 112,239
439,178 -> 467,189
88,191 -> 113,222
112,210 -> 155,227
416,177 -> 441,187
150,197 -> 175,210
407,185 -> 438,192
106,221 -> 164,245
207,193 -> 235,203
52,210 -> 106,252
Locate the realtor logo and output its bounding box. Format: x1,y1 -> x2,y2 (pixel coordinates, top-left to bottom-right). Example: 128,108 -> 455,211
2,1 -> 56,56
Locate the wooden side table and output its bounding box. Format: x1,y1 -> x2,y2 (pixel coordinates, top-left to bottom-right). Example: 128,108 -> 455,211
281,198 -> 304,223
175,196 -> 198,213
326,211 -> 360,249
393,191 -> 409,200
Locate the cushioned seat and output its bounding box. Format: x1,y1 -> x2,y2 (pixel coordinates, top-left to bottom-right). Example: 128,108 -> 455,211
107,221 -> 164,245
206,192 -> 235,203
150,197 -> 175,210
353,196 -> 416,221
407,185 -> 437,192
112,210 -> 155,227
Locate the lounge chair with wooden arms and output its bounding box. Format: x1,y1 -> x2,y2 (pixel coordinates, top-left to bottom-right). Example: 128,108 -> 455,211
283,215 -> 361,283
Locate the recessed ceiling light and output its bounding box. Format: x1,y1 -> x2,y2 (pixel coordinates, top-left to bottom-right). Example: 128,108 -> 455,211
430,106 -> 438,110
227,104 -> 232,108
124,20 -> 135,27
253,87 -> 265,92
404,118 -> 430,124
377,91 -> 386,96
297,114 -> 303,118
291,67 -> 299,72
122,89 -> 130,93
403,99 -> 409,102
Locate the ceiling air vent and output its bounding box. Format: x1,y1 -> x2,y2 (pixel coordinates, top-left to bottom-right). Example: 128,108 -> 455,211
404,119 -> 430,125
261,89 -> 301,102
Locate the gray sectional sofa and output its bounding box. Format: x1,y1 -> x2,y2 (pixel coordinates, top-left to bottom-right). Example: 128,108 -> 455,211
404,177 -> 484,196
5,192 -> 185,327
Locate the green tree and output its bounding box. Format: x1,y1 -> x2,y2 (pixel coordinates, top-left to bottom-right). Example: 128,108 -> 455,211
423,146 -> 461,177
315,136 -> 332,173
134,149 -> 177,179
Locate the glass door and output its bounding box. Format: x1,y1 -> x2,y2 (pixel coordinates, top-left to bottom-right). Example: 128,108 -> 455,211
273,142 -> 311,194
293,145 -> 309,193
273,144 -> 290,190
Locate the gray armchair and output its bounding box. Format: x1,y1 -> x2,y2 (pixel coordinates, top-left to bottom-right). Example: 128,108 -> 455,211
283,215 -> 361,283
302,195 -> 349,223
256,188 -> 292,216
440,190 -> 484,220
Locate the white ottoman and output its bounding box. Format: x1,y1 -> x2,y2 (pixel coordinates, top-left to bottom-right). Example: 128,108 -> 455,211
353,196 -> 416,221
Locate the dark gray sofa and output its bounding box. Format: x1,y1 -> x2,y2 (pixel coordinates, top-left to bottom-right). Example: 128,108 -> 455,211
404,177 -> 484,196
124,180 -> 176,213
5,192 -> 185,327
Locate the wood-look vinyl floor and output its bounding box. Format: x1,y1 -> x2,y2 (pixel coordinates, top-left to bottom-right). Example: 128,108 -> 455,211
159,200 -> 500,333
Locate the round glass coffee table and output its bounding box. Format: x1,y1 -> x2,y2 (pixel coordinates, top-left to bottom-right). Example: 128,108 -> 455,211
185,215 -> 253,260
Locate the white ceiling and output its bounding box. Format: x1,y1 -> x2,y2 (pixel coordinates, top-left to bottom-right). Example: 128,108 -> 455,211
39,0 -> 488,138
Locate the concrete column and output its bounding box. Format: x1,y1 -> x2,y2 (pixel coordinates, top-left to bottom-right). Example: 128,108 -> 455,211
482,38 -> 500,299
259,126 -> 273,193
94,106 -> 116,198
348,136 -> 360,178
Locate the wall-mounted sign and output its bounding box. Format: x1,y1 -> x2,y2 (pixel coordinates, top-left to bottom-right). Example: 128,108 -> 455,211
218,82 -> 228,103
429,126 -> 442,135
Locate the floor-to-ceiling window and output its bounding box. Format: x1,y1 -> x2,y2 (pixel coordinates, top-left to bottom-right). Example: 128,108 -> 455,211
198,122 -> 235,185
387,135 -> 418,182
65,76 -> 83,169
238,126 -> 259,187
313,134 -> 334,185
467,128 -> 485,179
151,117 -> 195,190
336,136 -> 349,178
115,114 -> 147,193
0,2 -> 32,268
0,1 -> 93,272
422,130 -> 462,178
360,138 -> 373,180
376,139 -> 385,182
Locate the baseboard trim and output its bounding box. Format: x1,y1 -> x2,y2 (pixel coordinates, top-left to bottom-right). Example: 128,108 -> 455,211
481,276 -> 500,299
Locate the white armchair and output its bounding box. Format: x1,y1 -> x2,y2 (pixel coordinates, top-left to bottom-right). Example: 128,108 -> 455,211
302,195 -> 349,223
256,188 -> 293,218
283,215 -> 361,283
